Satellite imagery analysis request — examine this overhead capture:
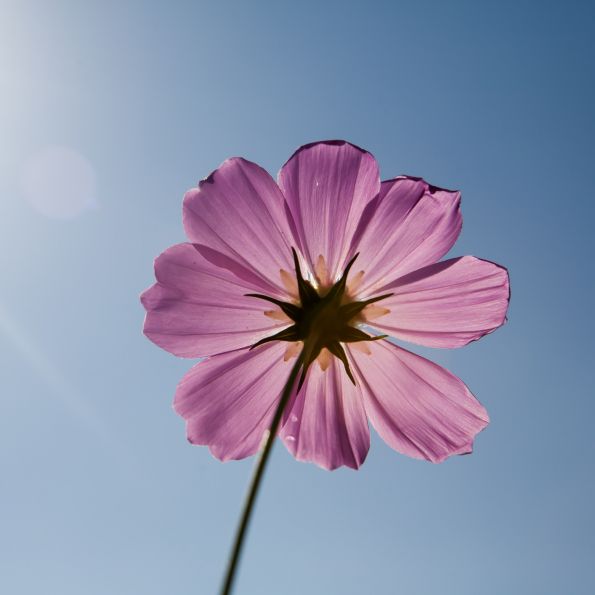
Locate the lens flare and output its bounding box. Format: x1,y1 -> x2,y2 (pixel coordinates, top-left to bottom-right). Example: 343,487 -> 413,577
19,145 -> 97,219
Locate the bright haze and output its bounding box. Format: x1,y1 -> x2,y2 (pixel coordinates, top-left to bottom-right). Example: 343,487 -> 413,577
0,1 -> 593,594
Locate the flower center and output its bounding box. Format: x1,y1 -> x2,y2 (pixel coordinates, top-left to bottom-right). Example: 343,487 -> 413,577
247,249 -> 391,388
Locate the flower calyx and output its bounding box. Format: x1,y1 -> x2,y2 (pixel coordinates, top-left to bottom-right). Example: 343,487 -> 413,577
247,248 -> 391,389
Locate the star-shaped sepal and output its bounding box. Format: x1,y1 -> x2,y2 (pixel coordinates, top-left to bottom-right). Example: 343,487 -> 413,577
247,249 -> 391,389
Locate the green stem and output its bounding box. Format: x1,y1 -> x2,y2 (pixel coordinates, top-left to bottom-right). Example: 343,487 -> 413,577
220,353 -> 303,595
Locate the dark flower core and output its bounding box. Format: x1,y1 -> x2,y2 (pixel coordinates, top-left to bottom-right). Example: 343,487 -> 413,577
247,249 -> 391,388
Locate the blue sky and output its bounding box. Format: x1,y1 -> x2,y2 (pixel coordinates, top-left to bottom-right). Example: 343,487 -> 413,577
1,1 -> 594,594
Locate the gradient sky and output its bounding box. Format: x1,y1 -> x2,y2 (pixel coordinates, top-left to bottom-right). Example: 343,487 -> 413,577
1,1 -> 594,594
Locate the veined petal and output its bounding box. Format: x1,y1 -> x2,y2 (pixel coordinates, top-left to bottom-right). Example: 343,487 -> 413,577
373,257 -> 510,348
183,157 -> 295,298
278,140 -> 380,283
280,358 -> 369,470
141,243 -> 289,358
347,341 -> 489,463
174,343 -> 291,461
353,177 -> 462,295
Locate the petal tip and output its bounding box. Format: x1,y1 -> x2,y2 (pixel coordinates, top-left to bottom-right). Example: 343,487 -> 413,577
279,139 -> 377,177
139,283 -> 156,309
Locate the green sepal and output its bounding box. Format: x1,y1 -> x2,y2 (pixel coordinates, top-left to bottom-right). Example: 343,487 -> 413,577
249,325 -> 299,350
247,248 -> 391,388
291,248 -> 319,307
327,341 -> 356,385
338,292 -> 393,321
337,327 -> 388,344
324,252 -> 359,303
245,293 -> 301,321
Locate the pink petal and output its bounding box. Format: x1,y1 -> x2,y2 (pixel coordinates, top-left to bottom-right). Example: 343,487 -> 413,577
174,343 -> 292,461
183,157 -> 295,298
353,177 -> 462,294
280,358 -> 370,470
141,243 -> 289,358
373,256 -> 510,348
347,341 -> 489,463
278,140 -> 380,282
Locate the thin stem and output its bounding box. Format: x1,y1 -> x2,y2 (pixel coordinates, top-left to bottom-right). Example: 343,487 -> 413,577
220,353 -> 303,595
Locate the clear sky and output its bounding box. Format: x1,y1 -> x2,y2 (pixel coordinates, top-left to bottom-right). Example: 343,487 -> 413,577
1,1 -> 594,594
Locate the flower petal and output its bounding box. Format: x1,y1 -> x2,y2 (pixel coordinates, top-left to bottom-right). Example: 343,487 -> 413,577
353,177 -> 462,295
347,340 -> 489,463
278,140 -> 380,283
174,343 -> 291,461
141,243 -> 289,358
280,358 -> 370,470
372,256 -> 510,348
183,157 -> 295,297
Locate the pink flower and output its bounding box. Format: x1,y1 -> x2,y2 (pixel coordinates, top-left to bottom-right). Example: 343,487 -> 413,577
141,141 -> 509,470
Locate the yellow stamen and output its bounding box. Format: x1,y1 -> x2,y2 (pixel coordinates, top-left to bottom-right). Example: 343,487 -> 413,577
284,341 -> 302,361
362,304 -> 390,321
347,269 -> 365,296
349,341 -> 372,355
279,269 -> 299,299
264,309 -> 291,322
317,347 -> 332,371
314,254 -> 331,289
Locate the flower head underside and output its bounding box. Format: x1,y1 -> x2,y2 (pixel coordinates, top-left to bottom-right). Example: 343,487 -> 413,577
141,140 -> 510,469
247,249 -> 392,388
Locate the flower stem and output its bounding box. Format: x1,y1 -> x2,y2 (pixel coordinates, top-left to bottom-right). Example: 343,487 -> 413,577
220,354 -> 303,595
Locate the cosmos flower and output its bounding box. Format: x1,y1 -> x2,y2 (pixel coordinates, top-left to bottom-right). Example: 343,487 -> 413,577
141,141 -> 509,470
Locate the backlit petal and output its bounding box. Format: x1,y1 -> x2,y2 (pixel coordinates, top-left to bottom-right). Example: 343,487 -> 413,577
280,358 -> 370,470
183,157 -> 295,298
141,243 -> 289,358
347,341 -> 489,463
373,256 -> 510,348
174,343 -> 291,461
278,140 -> 380,283
353,177 -> 462,295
